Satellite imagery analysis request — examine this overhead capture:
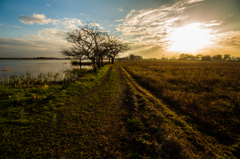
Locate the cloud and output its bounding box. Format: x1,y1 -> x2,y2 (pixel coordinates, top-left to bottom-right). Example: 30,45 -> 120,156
115,1 -> 193,49
117,8 -> 123,12
8,25 -> 22,28
18,13 -> 84,29
115,19 -> 124,22
20,34 -> 43,40
39,28 -> 68,39
18,13 -> 51,25
214,31 -> 240,47
0,37 -> 66,57
79,13 -> 85,16
114,0 -> 240,57
46,4 -> 51,7
0,23 -> 21,28
78,22 -> 104,30
20,27 -> 68,40
52,18 -> 83,29
3,19 -> 105,57
203,20 -> 223,27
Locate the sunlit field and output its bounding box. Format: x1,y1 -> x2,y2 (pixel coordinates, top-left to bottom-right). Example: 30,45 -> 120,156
1,61 -> 240,158
123,60 -> 240,144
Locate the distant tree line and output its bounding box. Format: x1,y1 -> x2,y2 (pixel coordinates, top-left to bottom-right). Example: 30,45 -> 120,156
60,23 -> 130,72
178,53 -> 239,61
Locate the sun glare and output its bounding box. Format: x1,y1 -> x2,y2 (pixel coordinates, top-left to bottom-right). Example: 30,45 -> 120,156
168,23 -> 212,53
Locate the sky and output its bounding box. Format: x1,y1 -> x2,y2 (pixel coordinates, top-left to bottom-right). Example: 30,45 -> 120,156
0,0 -> 240,58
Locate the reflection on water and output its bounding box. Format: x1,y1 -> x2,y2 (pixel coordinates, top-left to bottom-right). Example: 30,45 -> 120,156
0,60 -> 92,78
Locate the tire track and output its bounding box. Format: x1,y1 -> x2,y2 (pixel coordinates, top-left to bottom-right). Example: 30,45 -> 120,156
120,66 -> 235,159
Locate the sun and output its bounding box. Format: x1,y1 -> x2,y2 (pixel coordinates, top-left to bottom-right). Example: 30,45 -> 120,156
168,23 -> 212,53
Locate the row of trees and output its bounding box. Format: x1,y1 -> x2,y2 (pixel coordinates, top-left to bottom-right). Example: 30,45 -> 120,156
179,54 -> 235,61
60,23 -> 130,72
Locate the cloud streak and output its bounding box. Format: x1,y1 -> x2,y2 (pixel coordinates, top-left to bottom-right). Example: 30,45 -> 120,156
0,23 -> 22,28
115,0 -> 240,57
117,8 -> 123,12
0,37 -> 66,57
18,13 -> 52,25
18,13 -> 83,29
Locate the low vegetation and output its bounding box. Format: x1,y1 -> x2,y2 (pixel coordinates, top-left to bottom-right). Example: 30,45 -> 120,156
1,60 -> 239,158
123,60 -> 240,157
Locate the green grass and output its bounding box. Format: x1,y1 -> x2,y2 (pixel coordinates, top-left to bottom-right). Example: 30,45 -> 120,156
1,61 -> 240,158
0,66 -> 112,157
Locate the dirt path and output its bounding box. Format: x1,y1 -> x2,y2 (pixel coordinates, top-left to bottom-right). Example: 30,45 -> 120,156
119,66 -> 236,158
20,65 -> 135,158
7,64 -> 237,158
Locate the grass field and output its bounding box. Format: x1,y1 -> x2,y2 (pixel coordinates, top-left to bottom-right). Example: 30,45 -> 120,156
1,61 -> 239,158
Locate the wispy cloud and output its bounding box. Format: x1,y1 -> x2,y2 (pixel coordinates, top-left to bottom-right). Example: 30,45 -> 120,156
0,37 -> 66,57
79,13 -> 85,16
20,34 -> 43,40
19,15 -> 105,41
115,0 -> 239,57
20,28 -> 68,40
214,31 -> 240,47
117,8 -> 123,12
51,18 -> 83,29
203,20 -> 223,27
0,23 -> 21,28
46,4 -> 51,7
115,19 -> 124,22
116,1 -> 194,49
19,13 -> 52,25
18,13 -> 84,29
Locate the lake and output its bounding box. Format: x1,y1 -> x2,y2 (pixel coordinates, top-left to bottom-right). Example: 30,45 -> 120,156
0,60 -> 92,78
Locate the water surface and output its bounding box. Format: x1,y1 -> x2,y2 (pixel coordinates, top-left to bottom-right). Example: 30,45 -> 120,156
0,60 -> 91,78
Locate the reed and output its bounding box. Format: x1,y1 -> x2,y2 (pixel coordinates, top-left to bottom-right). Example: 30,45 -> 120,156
0,67 -> 91,86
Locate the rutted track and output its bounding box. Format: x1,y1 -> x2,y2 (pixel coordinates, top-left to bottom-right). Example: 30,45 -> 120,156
2,64 -> 238,158
120,66 -> 236,158
18,65 -> 133,158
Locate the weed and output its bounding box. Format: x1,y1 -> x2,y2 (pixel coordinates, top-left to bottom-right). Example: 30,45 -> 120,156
127,117 -> 143,131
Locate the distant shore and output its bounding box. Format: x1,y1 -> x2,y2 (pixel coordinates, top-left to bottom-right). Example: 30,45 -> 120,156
0,57 -> 71,60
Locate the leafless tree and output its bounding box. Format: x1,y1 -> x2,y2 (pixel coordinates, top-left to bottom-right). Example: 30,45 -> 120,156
60,22 -> 130,71
106,39 -> 131,64
60,23 -> 106,72
60,47 -> 85,65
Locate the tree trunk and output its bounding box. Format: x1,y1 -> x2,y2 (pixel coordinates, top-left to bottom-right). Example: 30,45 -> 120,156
97,59 -> 101,69
101,56 -> 103,67
111,57 -> 114,64
92,58 -> 97,72
79,57 -> 82,69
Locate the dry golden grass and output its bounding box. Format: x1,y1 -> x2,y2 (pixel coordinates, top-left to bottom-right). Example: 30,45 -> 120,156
124,61 -> 240,146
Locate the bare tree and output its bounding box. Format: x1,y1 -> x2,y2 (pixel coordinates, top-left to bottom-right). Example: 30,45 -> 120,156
60,47 -> 85,65
60,22 -> 130,71
107,40 -> 131,64
60,23 -> 106,72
